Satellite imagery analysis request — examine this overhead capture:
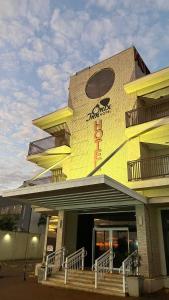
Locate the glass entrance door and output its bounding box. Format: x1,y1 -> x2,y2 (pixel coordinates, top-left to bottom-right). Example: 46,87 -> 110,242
92,227 -> 129,269
111,229 -> 129,269
95,230 -> 110,259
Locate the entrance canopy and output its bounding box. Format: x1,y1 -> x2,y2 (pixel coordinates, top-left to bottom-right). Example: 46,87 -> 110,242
2,175 -> 147,212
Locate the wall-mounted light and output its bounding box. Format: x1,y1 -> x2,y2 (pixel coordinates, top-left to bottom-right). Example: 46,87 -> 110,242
3,233 -> 11,242
32,236 -> 38,243
135,240 -> 138,247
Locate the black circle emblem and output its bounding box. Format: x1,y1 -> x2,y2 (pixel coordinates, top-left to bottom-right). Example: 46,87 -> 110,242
85,68 -> 115,99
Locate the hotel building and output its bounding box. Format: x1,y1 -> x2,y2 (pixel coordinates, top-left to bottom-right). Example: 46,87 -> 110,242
3,47 -> 169,296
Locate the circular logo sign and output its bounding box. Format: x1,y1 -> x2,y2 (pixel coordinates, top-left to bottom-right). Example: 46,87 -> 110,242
85,68 -> 115,99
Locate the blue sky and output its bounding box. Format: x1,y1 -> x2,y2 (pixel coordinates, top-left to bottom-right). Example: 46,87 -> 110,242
1,0 -> 169,190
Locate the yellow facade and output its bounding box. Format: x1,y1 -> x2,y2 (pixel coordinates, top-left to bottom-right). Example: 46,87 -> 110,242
27,46 -> 169,199
66,47 -> 144,182
4,47 -> 169,294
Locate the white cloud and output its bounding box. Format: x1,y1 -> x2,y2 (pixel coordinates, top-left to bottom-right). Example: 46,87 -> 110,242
0,0 -> 27,18
87,0 -> 117,11
0,19 -> 34,48
28,0 -> 51,20
0,52 -> 19,71
0,1 -> 169,191
0,78 -> 47,191
99,39 -> 126,60
20,46 -> 44,63
88,0 -> 169,11
38,64 -> 59,81
0,0 -> 51,20
51,9 -> 89,40
37,64 -> 69,102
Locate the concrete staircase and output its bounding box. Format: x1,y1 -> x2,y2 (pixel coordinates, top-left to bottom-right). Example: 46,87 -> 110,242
42,270 -> 125,297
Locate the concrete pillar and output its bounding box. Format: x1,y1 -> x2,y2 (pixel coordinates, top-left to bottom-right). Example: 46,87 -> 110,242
136,205 -> 161,278
56,210 -> 78,254
42,216 -> 50,263
64,212 -> 78,254
56,210 -> 65,251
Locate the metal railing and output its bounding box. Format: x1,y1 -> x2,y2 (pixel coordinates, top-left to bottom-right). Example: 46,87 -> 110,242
64,247 -> 87,284
127,154 -> 169,181
28,132 -> 70,156
44,247 -> 66,280
119,250 -> 139,294
125,101 -> 169,128
94,248 -> 114,289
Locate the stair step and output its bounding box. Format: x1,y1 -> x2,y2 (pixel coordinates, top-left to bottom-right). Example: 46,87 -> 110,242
53,273 -> 94,278
52,270 -> 122,277
50,277 -> 94,285
68,270 -> 94,275
49,277 -> 94,288
104,276 -> 123,281
51,275 -> 122,286
68,278 -> 95,284
54,275 -> 94,281
43,270 -> 124,297
42,280 -> 125,297
51,279 -> 123,290
52,272 -> 122,283
99,282 -> 123,290
67,270 -> 122,276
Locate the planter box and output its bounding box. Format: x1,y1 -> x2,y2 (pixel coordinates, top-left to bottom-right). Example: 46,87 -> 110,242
127,276 -> 144,297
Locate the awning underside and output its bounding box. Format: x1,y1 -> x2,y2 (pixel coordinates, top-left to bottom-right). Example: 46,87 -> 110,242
3,175 -> 147,211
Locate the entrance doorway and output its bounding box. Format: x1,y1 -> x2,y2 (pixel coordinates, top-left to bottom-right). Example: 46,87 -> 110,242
92,227 -> 129,269
161,210 -> 169,275
76,212 -> 137,269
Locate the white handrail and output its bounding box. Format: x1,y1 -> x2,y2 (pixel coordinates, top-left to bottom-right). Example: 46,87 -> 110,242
44,247 -> 66,280
119,250 -> 139,294
64,247 -> 87,284
94,248 -> 114,289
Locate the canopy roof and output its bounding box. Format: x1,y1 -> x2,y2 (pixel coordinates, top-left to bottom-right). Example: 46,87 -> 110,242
2,175 -> 147,212
124,66 -> 169,96
32,107 -> 73,132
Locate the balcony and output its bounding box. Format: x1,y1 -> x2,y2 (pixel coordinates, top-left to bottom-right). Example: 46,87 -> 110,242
125,101 -> 169,128
28,131 -> 70,156
127,154 -> 169,181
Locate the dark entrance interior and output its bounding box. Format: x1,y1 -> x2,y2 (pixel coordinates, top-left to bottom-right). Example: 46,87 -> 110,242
161,210 -> 169,275
76,214 -> 94,267
76,211 -> 137,268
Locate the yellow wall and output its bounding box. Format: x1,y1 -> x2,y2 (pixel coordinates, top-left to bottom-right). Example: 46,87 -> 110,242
30,47 -> 169,199
62,48 -> 143,185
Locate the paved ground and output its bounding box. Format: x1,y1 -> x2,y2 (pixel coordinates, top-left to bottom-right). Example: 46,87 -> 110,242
0,262 -> 169,300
